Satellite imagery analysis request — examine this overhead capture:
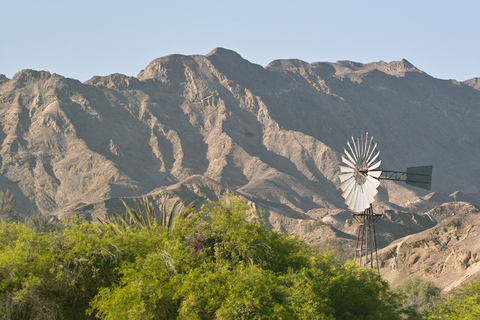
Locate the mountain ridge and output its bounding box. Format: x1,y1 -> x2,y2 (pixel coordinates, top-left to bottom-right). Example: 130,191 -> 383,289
1,47 -> 479,213
1,48 -> 480,290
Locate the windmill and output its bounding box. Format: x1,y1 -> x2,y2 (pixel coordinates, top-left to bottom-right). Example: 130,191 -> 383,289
339,133 -> 432,270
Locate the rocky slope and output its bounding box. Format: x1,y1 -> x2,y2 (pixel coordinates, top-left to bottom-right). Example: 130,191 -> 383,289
1,48 -> 480,288
379,201 -> 480,291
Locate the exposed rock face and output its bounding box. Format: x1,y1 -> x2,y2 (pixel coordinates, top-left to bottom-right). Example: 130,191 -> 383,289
379,202 -> 480,291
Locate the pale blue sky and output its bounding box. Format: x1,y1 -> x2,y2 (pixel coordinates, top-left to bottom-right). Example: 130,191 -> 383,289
1,0 -> 479,82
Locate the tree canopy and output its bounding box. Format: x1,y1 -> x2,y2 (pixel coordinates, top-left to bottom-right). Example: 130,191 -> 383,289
0,197 -> 416,319
427,278 -> 480,320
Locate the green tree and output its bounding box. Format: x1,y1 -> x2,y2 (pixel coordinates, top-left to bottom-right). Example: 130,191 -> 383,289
25,211 -> 58,233
396,276 -> 441,314
89,249 -> 183,320
317,237 -> 350,263
324,261 -> 411,320
0,216 -> 130,319
0,197 -> 417,319
90,197 -> 415,320
428,278 -> 480,319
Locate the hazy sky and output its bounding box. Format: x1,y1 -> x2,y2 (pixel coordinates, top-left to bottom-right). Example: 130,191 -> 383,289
1,0 -> 479,82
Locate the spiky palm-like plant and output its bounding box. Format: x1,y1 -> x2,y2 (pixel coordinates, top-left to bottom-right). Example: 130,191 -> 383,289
159,197 -> 196,229
100,197 -> 195,232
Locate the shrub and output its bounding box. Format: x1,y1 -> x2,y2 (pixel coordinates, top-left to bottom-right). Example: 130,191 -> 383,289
396,276 -> 442,313
428,278 -> 480,319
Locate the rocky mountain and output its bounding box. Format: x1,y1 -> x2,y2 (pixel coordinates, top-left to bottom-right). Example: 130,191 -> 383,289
1,48 -> 480,288
379,201 -> 480,291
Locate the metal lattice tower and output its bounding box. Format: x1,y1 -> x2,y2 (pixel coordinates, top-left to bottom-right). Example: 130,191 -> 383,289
353,204 -> 382,270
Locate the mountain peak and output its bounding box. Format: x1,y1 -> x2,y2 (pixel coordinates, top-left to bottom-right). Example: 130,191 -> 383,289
400,58 -> 415,68
137,48 -> 259,82
0,74 -> 9,84
137,53 -> 191,81
205,47 -> 259,69
206,47 -> 243,59
330,59 -> 420,78
370,58 -> 420,76
85,73 -> 140,89
266,58 -> 311,70
12,69 -> 54,82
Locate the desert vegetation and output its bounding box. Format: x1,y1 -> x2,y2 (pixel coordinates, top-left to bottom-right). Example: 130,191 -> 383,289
0,193 -> 477,319
426,279 -> 480,319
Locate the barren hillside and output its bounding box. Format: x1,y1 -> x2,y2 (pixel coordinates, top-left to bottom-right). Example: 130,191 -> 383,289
379,202 -> 480,291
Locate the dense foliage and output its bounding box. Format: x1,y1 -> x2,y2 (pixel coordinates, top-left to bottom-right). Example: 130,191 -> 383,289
427,278 -> 480,320
396,276 -> 441,313
0,197 -> 416,319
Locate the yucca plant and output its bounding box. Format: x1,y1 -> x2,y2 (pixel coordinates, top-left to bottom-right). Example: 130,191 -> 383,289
99,197 -> 195,232
159,197 -> 196,229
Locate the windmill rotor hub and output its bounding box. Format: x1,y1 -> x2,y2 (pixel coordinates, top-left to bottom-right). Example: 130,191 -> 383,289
356,165 -> 369,184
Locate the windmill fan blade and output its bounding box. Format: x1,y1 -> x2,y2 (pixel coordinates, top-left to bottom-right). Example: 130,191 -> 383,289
362,133 -> 369,163
359,134 -> 364,162
366,175 -> 381,189
364,135 -> 373,163
364,181 -> 378,205
356,138 -> 363,162
364,176 -> 377,192
367,150 -> 380,167
341,178 -> 355,198
366,142 -> 377,164
368,160 -> 381,171
365,186 -> 374,210
363,184 -> 372,211
341,155 -> 356,169
339,173 -> 354,183
347,142 -> 357,162
352,187 -> 362,212
352,136 -> 360,160
342,182 -> 355,199
349,186 -> 358,212
368,170 -> 382,178
343,148 -> 356,166
345,185 -> 357,209
354,186 -> 364,213
340,166 -> 354,173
